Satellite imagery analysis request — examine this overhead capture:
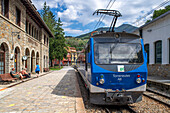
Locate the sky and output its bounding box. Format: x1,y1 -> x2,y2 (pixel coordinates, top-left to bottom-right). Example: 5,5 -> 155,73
31,0 -> 170,37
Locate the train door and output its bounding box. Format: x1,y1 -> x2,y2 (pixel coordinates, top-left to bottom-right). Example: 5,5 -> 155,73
85,43 -> 91,81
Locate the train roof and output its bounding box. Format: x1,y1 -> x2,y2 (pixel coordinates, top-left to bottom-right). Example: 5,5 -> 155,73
91,32 -> 140,39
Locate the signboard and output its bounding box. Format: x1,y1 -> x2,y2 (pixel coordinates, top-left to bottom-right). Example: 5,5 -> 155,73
117,65 -> 124,72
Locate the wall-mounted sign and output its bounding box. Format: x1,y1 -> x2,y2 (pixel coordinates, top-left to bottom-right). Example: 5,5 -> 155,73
10,54 -> 14,60
22,56 -> 27,61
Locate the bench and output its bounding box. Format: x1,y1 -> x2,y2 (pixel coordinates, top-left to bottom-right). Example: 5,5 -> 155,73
0,73 -> 17,83
43,68 -> 49,72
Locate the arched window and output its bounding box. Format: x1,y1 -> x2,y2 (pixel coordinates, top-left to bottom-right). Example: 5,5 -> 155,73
44,56 -> 46,68
144,44 -> 149,64
0,44 -> 5,74
155,41 -> 162,64
31,50 -> 35,72
169,39 -> 170,64
14,47 -> 20,72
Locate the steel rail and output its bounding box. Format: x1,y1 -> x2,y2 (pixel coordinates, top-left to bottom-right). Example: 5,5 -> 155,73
104,105 -> 138,113
146,88 -> 170,99
104,107 -> 111,113
126,105 -> 138,113
143,92 -> 170,107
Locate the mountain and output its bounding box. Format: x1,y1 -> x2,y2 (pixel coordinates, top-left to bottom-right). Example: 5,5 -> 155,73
75,24 -> 138,39
114,24 -> 138,33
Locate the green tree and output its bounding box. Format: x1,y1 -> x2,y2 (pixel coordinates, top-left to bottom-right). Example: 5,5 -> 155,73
146,5 -> 170,23
41,2 -> 58,67
153,5 -> 170,19
49,38 -> 56,67
41,2 -> 56,35
54,18 -> 67,68
41,2 -> 50,23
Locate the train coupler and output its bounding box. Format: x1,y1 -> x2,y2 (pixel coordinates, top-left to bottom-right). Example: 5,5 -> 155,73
105,92 -> 133,104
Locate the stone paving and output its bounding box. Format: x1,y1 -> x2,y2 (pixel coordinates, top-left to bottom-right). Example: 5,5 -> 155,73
0,66 -> 85,113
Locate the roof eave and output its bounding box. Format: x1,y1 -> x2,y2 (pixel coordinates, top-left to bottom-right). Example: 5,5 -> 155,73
21,0 -> 54,38
139,10 -> 170,29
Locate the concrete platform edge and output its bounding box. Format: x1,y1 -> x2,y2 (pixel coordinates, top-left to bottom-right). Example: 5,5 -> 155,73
75,70 -> 86,113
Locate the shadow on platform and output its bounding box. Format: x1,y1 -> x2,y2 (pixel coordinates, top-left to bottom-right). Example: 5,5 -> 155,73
51,70 -> 80,97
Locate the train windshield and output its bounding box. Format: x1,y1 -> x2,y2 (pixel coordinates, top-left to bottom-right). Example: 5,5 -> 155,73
94,43 -> 143,64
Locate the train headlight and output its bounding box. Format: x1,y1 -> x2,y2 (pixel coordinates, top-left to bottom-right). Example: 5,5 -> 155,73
99,78 -> 105,84
136,78 -> 141,84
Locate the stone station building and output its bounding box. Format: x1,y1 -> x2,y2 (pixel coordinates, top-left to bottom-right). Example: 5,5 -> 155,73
0,0 -> 54,74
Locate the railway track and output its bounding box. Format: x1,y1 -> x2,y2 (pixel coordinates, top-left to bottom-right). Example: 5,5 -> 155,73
104,105 -> 138,113
147,79 -> 170,93
144,88 -> 170,107
146,88 -> 170,99
76,69 -> 170,112
76,70 -> 139,113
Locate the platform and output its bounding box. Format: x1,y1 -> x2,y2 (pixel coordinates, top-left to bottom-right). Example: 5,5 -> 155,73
148,76 -> 170,83
147,75 -> 170,95
148,75 -> 170,86
0,66 -> 85,113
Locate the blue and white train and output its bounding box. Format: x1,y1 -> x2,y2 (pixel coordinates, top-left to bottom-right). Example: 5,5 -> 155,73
76,31 -> 148,105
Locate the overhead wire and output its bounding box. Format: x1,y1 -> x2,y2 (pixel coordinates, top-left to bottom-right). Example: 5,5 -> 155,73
94,0 -> 117,30
132,0 -> 170,25
120,0 -> 170,32
93,0 -> 112,30
97,0 -> 116,29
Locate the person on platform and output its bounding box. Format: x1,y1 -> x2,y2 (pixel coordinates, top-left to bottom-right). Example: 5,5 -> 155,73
35,63 -> 41,77
21,68 -> 31,78
10,68 -> 24,81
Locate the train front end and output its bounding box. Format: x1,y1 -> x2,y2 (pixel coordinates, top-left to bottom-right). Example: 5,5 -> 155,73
88,32 -> 148,105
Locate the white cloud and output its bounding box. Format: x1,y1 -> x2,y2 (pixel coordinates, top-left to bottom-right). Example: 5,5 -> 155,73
32,0 -> 60,10
55,0 -> 165,27
64,28 -> 89,35
62,22 -> 74,27
31,0 -> 167,35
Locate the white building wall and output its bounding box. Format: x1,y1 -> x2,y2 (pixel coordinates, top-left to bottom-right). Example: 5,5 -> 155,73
142,14 -> 170,64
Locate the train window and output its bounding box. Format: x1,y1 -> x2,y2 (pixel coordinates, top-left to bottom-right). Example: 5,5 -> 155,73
94,43 -> 143,64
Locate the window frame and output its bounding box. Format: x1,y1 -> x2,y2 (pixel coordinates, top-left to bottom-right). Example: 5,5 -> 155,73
44,35 -> 46,45
144,44 -> 149,64
94,42 -> 144,65
0,44 -> 5,74
169,39 -> 170,64
155,40 -> 162,64
16,7 -> 21,26
1,0 -> 9,18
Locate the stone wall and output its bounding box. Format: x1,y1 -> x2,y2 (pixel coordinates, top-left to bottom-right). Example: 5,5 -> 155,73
0,0 -> 50,73
148,64 -> 170,77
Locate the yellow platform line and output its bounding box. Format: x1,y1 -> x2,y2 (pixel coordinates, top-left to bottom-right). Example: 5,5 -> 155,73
0,88 -> 7,91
